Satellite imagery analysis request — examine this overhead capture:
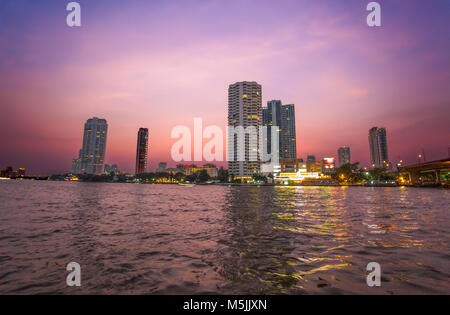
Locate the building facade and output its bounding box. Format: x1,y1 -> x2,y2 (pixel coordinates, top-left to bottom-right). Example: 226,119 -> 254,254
280,104 -> 297,159
280,158 -> 306,173
71,118 -> 108,175
135,128 -> 149,175
227,81 -> 262,179
156,162 -> 167,173
369,127 -> 389,168
338,146 -> 351,167
322,157 -> 336,175
262,100 -> 297,161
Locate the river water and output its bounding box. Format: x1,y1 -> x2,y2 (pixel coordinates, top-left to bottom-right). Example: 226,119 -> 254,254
0,181 -> 448,294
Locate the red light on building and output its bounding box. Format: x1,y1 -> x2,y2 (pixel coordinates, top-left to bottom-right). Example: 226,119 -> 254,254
323,157 -> 335,169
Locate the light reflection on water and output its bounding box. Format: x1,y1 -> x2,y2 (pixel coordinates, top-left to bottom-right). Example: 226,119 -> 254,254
0,181 -> 448,294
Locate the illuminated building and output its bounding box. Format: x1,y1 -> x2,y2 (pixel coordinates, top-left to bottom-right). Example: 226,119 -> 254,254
71,117 -> 108,175
307,160 -> 322,173
280,158 -> 306,173
156,162 -> 167,173
280,104 -> 297,159
274,170 -> 322,184
135,128 -> 149,174
338,146 -> 351,167
0,166 -> 14,178
322,157 -> 336,174
227,81 -> 262,179
17,168 -> 26,177
184,165 -> 219,178
70,155 -> 81,174
369,127 -> 390,169
104,164 -> 119,175
262,101 -> 297,160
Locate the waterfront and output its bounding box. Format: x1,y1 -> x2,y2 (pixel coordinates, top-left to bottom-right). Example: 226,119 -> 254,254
0,181 -> 448,294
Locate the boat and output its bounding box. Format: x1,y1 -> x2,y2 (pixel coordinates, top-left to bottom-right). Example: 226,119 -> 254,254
178,182 -> 196,187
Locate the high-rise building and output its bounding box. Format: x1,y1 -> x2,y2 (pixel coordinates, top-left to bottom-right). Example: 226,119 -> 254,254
262,100 -> 297,160
338,146 -> 351,167
281,104 -> 297,159
156,162 -> 167,173
71,117 -> 108,174
307,155 -> 316,163
262,100 -> 282,158
369,127 -> 389,168
228,81 -> 262,178
135,128 -> 149,174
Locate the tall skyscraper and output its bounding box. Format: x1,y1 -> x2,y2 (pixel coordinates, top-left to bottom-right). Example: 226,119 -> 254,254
262,100 -> 282,158
135,128 -> 149,174
280,104 -> 297,159
369,127 -> 389,168
71,117 -> 108,174
338,146 -> 351,167
228,81 -> 262,178
262,100 -> 297,160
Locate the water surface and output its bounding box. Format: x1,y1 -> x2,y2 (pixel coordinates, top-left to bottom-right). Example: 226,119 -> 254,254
0,181 -> 448,294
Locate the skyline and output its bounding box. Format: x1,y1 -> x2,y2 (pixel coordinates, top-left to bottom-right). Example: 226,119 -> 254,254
1,0 -> 450,175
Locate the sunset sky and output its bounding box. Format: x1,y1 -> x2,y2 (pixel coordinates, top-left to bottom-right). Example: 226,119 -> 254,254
0,0 -> 449,175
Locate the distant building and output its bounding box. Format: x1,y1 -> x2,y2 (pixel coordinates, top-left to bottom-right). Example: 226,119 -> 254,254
184,165 -> 219,178
176,164 -> 187,172
307,161 -> 322,173
1,166 -> 14,178
156,162 -> 167,173
262,100 -> 297,161
369,127 -> 390,168
104,164 -> 119,175
165,168 -> 181,175
322,157 -> 336,175
135,128 -> 149,175
307,155 -> 316,163
281,104 -> 297,159
228,81 -> 262,179
70,154 -> 81,174
17,168 -> 26,177
338,146 -> 351,167
263,100 -> 282,159
71,117 -> 108,174
280,158 -> 306,173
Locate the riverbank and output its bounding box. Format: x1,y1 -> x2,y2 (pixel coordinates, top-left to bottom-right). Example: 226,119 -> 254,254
2,177 -> 448,188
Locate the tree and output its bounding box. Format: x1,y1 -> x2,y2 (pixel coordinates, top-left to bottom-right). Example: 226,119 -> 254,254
197,170 -> 211,183
252,174 -> 267,183
332,163 -> 365,184
173,172 -> 186,182
185,174 -> 197,183
217,167 -> 229,182
369,168 -> 397,181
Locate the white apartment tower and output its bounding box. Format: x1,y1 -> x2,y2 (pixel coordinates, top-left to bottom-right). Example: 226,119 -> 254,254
71,117 -> 108,175
227,81 -> 262,178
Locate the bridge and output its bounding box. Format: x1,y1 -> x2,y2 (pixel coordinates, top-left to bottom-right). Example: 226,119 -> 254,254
399,158 -> 450,186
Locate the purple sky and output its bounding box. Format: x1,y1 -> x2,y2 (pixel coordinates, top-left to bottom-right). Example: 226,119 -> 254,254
0,0 -> 449,175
